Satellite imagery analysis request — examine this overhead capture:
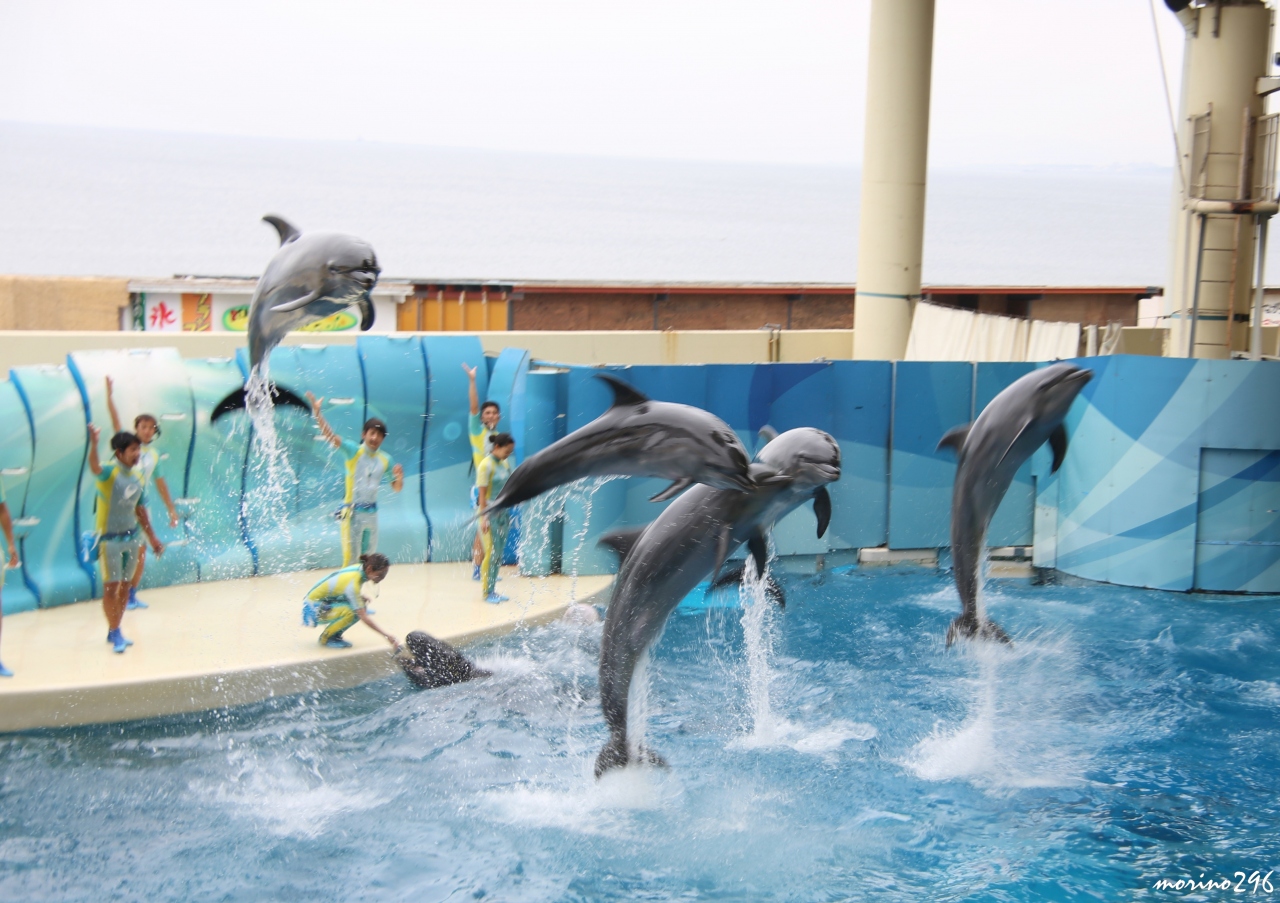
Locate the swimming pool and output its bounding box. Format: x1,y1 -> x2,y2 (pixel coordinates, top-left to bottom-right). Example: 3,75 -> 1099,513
1,569 -> 1276,901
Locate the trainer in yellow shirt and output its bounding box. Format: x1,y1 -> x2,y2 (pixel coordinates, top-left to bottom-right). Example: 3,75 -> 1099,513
463,362 -> 502,579
307,393 -> 404,566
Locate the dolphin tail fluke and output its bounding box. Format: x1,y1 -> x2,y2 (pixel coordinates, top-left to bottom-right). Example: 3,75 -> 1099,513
945,613 -> 1013,647
209,384 -> 312,423
594,736 -> 630,778
707,564 -> 787,607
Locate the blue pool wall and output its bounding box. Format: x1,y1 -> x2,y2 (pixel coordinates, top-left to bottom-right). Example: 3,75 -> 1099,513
0,347 -> 1275,613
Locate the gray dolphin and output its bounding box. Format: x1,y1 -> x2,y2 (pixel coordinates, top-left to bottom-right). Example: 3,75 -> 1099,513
594,427 -> 840,777
398,631 -> 491,689
937,362 -> 1092,645
483,372 -> 755,512
211,214 -> 380,421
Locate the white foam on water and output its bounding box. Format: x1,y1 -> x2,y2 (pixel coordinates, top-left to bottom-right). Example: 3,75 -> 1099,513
195,749 -> 388,838
481,761 -> 683,837
904,635 -> 1094,792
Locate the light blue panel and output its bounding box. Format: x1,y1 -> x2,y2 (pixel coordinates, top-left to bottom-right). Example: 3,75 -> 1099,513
235,344 -> 367,575
10,364 -> 94,606
1194,448 -> 1280,593
487,348 -> 532,566
1053,357 -> 1280,592
182,357 -> 255,581
422,335 -> 487,561
975,362 -> 1036,547
0,379 -> 39,614
889,362 -> 973,549
516,369 -> 565,576
68,348 -> 198,588
561,366 -> 629,576
828,360 -> 892,550
358,336 -> 429,564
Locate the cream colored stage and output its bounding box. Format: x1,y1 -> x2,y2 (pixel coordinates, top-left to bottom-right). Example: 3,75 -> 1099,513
0,563 -> 612,732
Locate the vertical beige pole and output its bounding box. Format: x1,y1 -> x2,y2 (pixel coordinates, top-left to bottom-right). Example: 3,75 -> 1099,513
853,0 -> 936,360
1164,1 -> 1272,359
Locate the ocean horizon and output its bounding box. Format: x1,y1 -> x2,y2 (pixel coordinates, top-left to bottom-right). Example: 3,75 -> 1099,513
0,120 -> 1224,288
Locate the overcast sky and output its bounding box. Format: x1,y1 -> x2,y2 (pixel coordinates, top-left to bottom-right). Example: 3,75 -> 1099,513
0,0 -> 1198,168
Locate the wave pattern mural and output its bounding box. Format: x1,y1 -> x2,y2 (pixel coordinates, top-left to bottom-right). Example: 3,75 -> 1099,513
0,349 -> 1274,614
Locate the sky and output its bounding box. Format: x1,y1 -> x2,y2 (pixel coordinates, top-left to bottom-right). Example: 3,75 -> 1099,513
0,0 -> 1194,168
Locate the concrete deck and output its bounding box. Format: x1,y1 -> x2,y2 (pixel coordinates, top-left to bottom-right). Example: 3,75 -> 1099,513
0,563 -> 613,732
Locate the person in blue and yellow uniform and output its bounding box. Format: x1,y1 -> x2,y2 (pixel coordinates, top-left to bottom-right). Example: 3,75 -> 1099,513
463,362 -> 501,580
477,432 -> 516,603
307,392 -> 404,566
301,553 -> 401,650
87,425 -> 165,654
105,376 -> 181,610
0,475 -> 22,677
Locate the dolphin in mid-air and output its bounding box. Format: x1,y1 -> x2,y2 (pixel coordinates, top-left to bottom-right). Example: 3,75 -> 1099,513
482,372 -> 755,512
937,362 -> 1092,646
594,427 -> 840,777
210,215 -> 380,421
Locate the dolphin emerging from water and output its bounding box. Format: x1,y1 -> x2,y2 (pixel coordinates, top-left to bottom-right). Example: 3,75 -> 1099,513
482,372 -> 755,512
594,427 -> 840,777
937,362 -> 1092,646
211,215 -> 380,421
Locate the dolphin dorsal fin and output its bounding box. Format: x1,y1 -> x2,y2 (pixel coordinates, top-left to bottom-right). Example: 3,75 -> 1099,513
595,372 -> 649,407
262,214 -> 302,245
937,423 -> 971,456
1049,424 -> 1069,473
599,526 -> 646,562
757,425 -> 779,446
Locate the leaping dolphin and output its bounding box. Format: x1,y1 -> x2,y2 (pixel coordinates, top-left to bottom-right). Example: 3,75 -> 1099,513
594,427 -> 840,777
210,214 -> 380,421
482,372 -> 755,512
937,362 -> 1092,646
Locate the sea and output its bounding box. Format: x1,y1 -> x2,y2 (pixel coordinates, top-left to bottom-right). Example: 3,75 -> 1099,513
3,119 -> 1269,288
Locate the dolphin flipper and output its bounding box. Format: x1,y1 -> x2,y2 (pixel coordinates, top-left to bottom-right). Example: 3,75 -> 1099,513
937,423 -> 971,455
269,288 -> 322,313
356,294 -> 375,331
812,487 -> 831,538
1049,424 -> 1068,473
649,478 -> 693,503
209,384 -> 312,423
262,214 -> 301,245
595,372 -> 649,407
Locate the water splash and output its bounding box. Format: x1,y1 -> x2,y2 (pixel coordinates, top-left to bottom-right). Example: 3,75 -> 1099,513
240,365 -> 298,544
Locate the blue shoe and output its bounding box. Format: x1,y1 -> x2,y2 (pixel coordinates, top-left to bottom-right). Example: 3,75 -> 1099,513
126,589 -> 148,610
107,630 -> 131,654
301,601 -> 318,628
472,564 -> 481,581
324,637 -> 353,649
0,662 -> 12,678
485,593 -> 508,604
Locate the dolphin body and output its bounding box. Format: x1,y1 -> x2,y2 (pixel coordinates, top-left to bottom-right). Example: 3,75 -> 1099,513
210,215 -> 380,421
483,372 -> 755,512
937,362 -> 1092,645
594,427 -> 841,777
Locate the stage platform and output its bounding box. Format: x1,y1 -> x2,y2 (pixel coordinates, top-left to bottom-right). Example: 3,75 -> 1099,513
0,562 -> 613,732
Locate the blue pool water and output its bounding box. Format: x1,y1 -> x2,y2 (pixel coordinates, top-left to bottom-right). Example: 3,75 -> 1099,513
1,570 -> 1277,901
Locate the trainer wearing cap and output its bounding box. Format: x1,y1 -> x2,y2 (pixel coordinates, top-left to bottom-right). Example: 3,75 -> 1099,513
307,392 -> 404,566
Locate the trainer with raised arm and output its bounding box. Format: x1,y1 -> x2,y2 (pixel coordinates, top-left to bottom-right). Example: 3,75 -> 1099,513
105,376 -> 180,610
87,425 -> 164,654
307,391 -> 404,566
463,362 -> 501,580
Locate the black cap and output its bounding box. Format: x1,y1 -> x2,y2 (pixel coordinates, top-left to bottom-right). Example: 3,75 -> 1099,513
363,417 -> 388,435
